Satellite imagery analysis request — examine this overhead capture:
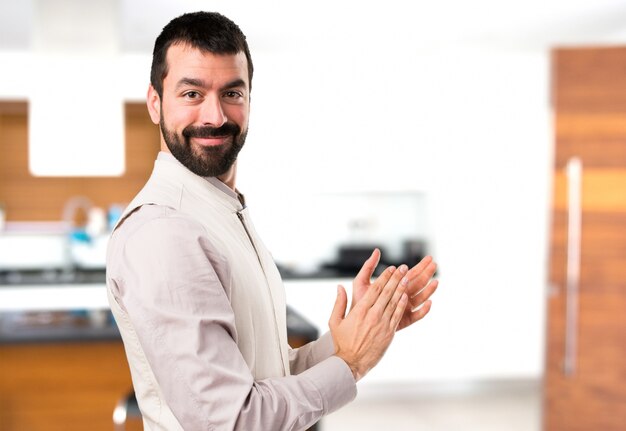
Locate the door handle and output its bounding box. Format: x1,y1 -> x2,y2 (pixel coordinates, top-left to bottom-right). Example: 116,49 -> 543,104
564,157 -> 582,377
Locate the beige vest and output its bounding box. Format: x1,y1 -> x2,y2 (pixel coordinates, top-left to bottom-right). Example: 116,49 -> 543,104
107,158 -> 290,429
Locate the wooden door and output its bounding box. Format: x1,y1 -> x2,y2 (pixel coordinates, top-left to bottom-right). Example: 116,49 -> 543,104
545,47 -> 626,430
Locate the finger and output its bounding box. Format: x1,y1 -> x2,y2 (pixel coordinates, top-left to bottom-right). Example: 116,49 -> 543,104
357,265 -> 397,310
407,260 -> 436,290
383,274 -> 409,320
373,264 -> 408,315
390,293 -> 409,331
409,279 -> 439,310
405,255 -> 433,280
354,248 -> 381,284
407,261 -> 437,297
329,285 -> 348,329
405,300 -> 433,326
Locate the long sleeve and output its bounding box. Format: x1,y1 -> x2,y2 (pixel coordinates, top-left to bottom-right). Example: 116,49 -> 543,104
289,332 -> 336,375
107,205 -> 356,430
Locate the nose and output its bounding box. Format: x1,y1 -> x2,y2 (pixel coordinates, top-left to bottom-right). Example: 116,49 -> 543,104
199,94 -> 227,128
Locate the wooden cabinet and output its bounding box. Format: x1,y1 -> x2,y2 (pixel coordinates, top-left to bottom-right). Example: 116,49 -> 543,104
544,46 -> 626,431
0,341 -> 133,431
0,306 -> 320,431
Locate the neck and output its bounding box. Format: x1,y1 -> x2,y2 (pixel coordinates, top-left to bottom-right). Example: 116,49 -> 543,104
217,162 -> 237,191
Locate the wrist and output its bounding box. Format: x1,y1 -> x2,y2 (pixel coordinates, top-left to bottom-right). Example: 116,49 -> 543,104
335,352 -> 362,381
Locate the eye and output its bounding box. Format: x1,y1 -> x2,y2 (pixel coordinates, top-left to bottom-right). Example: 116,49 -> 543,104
183,91 -> 200,99
223,90 -> 243,99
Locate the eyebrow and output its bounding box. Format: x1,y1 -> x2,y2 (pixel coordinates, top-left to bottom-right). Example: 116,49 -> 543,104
221,78 -> 247,91
175,77 -> 206,90
175,77 -> 247,92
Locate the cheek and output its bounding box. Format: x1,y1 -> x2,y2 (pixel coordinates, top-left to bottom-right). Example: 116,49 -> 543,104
226,106 -> 249,128
163,106 -> 196,130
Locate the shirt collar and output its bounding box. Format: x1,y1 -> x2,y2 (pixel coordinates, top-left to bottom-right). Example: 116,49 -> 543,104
157,151 -> 246,207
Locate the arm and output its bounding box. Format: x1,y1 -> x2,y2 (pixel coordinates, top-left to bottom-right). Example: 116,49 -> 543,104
110,210 -> 356,430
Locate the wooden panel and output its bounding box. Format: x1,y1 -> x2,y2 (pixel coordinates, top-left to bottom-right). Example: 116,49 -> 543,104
555,113 -> 626,140
553,47 -> 626,112
554,139 -> 626,169
544,294 -> 626,431
549,212 -> 626,293
0,341 -> 132,431
552,169 -> 626,212
546,46 -> 626,431
550,212 -> 626,257
0,102 -> 159,222
550,254 -> 626,295
553,112 -> 626,169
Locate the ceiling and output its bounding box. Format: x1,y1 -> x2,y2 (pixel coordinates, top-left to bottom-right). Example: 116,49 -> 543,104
2,0 -> 626,54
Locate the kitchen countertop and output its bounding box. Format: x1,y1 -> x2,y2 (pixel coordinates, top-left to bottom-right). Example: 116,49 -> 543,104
0,283 -> 319,344
0,268 -> 106,285
0,267 -> 354,312
0,310 -> 120,344
0,267 -> 329,345
0,266 -> 356,285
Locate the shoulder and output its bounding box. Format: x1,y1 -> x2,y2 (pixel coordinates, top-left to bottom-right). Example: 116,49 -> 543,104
109,205 -> 210,260
107,204 -> 228,285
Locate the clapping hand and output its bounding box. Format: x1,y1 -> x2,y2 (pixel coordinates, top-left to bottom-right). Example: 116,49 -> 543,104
330,264 -> 409,381
351,249 -> 438,331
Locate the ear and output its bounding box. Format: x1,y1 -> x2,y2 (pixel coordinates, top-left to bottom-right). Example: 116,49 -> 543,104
146,85 -> 161,125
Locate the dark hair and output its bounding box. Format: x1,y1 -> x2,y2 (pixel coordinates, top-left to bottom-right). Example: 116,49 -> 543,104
150,11 -> 253,98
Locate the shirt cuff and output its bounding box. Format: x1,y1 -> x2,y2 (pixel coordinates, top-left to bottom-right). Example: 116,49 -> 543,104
312,331 -> 336,362
301,355 -> 357,415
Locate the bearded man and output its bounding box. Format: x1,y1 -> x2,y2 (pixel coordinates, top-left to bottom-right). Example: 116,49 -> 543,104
106,11 -> 438,431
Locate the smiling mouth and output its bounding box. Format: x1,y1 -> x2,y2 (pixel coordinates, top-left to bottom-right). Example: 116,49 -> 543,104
192,136 -> 230,147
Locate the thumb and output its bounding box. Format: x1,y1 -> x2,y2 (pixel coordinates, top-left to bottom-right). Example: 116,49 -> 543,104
354,248 -> 381,284
329,284 -> 348,328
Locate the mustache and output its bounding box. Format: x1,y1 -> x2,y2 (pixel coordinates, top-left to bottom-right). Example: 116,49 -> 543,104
182,122 -> 241,139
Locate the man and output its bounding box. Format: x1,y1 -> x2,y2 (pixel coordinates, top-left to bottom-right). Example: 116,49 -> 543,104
106,11 -> 438,430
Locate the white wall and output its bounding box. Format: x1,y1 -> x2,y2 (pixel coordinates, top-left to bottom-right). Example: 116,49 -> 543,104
239,41 -> 553,383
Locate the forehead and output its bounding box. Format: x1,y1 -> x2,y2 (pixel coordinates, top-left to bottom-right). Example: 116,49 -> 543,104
163,43 -> 249,88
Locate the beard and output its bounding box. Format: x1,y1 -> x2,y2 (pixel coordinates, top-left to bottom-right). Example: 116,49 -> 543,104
160,113 -> 247,178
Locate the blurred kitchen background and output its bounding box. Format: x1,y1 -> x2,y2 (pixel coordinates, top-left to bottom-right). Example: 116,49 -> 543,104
1,0 -> 625,430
